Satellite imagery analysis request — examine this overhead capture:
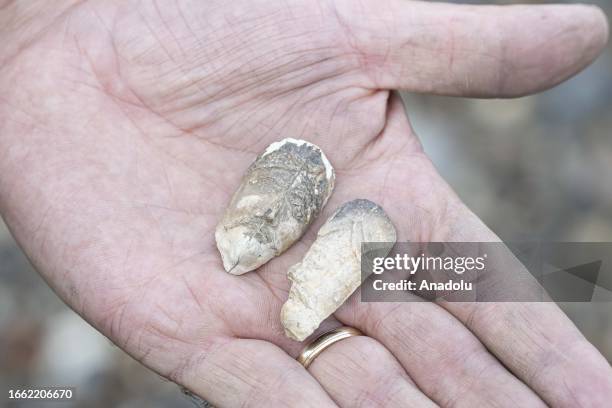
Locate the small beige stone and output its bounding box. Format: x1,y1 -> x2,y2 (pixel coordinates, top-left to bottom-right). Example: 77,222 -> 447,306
281,199 -> 396,341
216,138 -> 334,275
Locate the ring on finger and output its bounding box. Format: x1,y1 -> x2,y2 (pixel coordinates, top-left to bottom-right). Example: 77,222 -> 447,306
297,326 -> 363,368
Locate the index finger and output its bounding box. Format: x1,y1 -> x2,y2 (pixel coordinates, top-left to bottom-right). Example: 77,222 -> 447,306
446,301 -> 612,407
441,211 -> 612,407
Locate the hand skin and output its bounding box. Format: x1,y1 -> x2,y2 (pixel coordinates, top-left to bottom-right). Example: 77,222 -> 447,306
0,1 -> 610,406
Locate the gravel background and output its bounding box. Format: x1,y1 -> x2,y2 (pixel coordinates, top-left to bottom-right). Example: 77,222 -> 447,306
1,1 -> 611,406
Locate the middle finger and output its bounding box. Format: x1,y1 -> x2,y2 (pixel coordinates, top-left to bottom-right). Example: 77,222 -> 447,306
335,296 -> 546,407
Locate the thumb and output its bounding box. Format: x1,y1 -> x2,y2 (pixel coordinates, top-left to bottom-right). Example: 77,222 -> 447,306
333,0 -> 609,97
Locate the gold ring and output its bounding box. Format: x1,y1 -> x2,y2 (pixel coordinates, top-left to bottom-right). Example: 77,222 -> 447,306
297,326 -> 363,368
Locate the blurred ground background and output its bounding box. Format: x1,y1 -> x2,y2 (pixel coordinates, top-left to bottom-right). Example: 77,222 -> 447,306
1,0 -> 611,407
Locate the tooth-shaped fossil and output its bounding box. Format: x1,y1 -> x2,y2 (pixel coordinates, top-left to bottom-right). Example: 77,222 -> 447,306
215,138 -> 334,275
281,199 -> 396,341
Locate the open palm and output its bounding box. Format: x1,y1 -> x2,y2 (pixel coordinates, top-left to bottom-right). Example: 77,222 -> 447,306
1,0 -> 611,406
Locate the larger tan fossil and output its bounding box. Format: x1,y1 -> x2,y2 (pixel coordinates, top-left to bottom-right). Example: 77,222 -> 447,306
281,199 -> 397,341
216,138 -> 335,275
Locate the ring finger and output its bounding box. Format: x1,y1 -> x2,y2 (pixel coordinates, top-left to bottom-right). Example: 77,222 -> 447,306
303,330 -> 437,407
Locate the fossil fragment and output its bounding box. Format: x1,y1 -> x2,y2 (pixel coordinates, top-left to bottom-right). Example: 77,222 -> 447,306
281,199 -> 396,341
215,138 -> 334,275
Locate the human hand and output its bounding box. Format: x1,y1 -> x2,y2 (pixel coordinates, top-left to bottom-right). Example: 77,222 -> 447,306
0,1 -> 610,406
